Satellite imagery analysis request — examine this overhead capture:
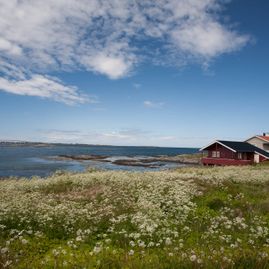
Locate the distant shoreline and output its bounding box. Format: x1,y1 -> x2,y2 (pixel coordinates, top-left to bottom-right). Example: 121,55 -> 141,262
0,141 -> 199,149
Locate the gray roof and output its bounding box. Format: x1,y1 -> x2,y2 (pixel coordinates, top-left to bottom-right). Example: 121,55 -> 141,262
218,141 -> 269,159
201,140 -> 269,159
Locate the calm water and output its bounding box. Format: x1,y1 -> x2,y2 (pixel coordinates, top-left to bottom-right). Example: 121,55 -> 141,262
0,144 -> 198,178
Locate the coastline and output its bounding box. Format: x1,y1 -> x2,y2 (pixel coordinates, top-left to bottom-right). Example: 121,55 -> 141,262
53,153 -> 202,168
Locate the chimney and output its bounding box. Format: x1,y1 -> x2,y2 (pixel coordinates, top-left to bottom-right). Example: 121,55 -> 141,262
263,132 -> 269,137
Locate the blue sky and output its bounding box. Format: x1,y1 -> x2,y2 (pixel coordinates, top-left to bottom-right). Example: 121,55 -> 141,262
0,0 -> 268,147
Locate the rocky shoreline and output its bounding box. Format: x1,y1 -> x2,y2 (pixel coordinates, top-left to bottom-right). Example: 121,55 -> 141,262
57,154 -> 110,162
54,153 -> 202,168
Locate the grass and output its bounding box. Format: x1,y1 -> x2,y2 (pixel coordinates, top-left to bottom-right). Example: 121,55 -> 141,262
1,166 -> 269,268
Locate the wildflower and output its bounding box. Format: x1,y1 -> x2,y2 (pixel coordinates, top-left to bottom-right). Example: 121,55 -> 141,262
52,249 -> 59,256
138,240 -> 146,248
1,247 -> 9,254
93,246 -> 102,254
76,236 -> 83,242
165,237 -> 172,246
21,239 -> 28,245
190,254 -> 197,262
129,249 -> 134,256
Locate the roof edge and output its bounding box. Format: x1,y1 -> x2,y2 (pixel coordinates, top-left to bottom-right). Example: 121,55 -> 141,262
200,140 -> 236,153
246,135 -> 269,143
254,151 -> 269,159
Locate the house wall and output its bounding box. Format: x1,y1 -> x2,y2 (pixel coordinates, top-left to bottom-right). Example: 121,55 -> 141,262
246,137 -> 267,151
264,144 -> 269,151
205,143 -> 254,161
206,143 -> 234,159
260,155 -> 268,162
202,158 -> 253,166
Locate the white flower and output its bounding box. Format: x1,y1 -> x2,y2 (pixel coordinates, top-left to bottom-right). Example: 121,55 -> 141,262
165,238 -> 172,246
93,246 -> 102,254
52,249 -> 59,256
1,247 -> 9,254
76,236 -> 83,242
129,249 -> 134,256
21,239 -> 28,245
138,240 -> 146,248
190,255 -> 197,262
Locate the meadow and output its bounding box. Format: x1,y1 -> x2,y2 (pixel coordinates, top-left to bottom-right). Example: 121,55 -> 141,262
1,165 -> 269,268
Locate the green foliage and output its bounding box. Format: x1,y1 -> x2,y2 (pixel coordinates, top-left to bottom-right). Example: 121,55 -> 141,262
1,166 -> 269,268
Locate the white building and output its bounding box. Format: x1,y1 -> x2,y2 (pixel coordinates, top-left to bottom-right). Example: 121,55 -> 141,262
245,133 -> 269,152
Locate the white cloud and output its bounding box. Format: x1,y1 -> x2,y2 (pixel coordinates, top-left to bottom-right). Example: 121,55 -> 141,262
86,54 -> 132,80
0,75 -> 92,105
0,38 -> 22,56
0,0 -> 250,102
39,128 -> 150,145
171,20 -> 249,58
38,128 -> 212,147
144,100 -> 165,109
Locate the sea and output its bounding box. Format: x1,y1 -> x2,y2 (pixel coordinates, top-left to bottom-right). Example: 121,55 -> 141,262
0,144 -> 199,178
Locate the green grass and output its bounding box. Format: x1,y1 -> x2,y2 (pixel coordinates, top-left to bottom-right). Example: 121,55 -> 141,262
1,166 -> 269,268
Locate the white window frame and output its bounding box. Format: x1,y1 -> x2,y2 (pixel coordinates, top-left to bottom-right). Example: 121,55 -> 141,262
212,151 -> 220,158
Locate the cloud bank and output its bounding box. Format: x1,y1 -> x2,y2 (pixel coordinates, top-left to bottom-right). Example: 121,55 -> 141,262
0,0 -> 250,103
38,128 -> 226,147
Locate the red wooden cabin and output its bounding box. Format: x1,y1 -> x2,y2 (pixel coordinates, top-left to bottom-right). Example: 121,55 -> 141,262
200,140 -> 269,166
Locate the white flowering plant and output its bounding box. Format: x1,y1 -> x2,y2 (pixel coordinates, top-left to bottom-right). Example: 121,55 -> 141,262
0,166 -> 269,268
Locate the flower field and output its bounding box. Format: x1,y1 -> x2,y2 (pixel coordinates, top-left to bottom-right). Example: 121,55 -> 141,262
1,166 -> 269,268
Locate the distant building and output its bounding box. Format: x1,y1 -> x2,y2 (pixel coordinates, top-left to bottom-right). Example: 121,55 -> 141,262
245,133 -> 269,152
200,140 -> 269,166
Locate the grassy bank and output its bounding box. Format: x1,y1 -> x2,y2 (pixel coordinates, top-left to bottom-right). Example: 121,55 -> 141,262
1,166 -> 269,268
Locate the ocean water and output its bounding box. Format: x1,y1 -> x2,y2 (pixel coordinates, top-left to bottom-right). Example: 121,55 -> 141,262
0,144 -> 199,178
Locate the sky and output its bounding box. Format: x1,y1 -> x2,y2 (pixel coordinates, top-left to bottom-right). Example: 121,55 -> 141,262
0,0 -> 268,147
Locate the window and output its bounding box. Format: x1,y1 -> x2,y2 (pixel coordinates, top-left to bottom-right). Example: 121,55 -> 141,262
212,151 -> 220,158
238,153 -> 242,159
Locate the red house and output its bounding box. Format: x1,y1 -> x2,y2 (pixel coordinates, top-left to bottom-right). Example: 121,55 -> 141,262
200,140 -> 269,166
